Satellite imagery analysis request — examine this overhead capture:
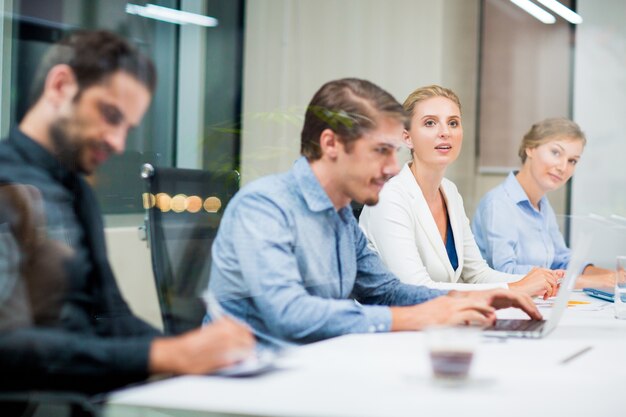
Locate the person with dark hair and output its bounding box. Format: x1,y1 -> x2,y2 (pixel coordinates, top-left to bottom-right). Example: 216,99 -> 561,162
207,78 -> 541,348
28,30 -> 157,109
0,30 -> 254,395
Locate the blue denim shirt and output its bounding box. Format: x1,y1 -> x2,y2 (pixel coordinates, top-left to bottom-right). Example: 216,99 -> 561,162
208,157 -> 446,347
471,172 -> 570,274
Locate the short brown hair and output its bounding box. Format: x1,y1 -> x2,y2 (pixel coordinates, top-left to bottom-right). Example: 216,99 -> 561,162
300,78 -> 407,161
28,30 -> 156,110
403,85 -> 461,119
519,118 -> 586,163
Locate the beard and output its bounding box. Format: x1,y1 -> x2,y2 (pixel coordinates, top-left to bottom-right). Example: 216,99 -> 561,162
49,117 -> 90,175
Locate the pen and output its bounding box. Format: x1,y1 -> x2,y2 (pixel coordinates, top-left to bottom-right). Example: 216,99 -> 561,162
560,346 -> 593,365
202,290 -> 287,359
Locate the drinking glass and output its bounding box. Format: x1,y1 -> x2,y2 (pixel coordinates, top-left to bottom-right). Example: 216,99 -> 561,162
424,326 -> 480,382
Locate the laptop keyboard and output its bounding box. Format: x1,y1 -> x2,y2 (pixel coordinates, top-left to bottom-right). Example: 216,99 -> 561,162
489,319 -> 546,332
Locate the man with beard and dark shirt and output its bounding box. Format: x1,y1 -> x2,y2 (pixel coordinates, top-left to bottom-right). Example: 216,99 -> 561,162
0,30 -> 254,396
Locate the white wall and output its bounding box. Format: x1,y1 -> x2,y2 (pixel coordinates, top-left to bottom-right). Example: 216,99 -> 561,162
569,0 -> 626,264
240,0 -> 481,206
105,226 -> 163,330
239,0 -> 582,220
572,0 -> 626,219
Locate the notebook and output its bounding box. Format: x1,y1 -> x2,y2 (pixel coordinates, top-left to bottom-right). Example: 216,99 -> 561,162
582,287 -> 614,302
483,239 -> 590,339
203,290 -> 283,377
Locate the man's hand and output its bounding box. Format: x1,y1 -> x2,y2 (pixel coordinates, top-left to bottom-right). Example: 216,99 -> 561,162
509,267 -> 559,299
390,288 -> 543,331
390,296 -> 497,331
453,288 -> 543,320
149,317 -> 255,375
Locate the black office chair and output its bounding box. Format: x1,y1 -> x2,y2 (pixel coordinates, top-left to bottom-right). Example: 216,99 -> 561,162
140,164 -> 240,335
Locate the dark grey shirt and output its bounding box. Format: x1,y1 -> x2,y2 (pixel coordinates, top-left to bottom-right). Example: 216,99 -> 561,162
0,128 -> 160,394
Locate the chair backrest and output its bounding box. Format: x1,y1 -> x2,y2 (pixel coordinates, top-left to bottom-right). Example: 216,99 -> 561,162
141,164 -> 239,335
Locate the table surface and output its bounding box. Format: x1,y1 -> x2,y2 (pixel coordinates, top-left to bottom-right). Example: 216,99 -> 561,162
105,292 -> 626,417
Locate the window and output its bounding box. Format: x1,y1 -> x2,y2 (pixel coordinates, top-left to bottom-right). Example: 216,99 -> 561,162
0,0 -> 244,217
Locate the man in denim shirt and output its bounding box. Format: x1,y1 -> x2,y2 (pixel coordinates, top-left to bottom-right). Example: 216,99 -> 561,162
209,78 -> 541,347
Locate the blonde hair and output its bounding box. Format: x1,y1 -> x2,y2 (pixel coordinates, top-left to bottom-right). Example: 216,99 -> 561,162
402,85 -> 462,121
519,118 -> 586,163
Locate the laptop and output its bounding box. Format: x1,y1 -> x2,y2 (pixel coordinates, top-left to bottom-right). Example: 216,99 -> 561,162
483,239 -> 590,339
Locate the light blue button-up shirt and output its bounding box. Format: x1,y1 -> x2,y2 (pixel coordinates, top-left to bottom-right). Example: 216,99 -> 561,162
471,172 -> 570,274
208,157 -> 446,347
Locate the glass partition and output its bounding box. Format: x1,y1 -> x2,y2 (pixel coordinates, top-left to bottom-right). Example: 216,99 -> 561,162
0,0 -> 244,217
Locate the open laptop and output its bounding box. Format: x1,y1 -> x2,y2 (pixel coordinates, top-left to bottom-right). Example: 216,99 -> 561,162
483,239 -> 590,339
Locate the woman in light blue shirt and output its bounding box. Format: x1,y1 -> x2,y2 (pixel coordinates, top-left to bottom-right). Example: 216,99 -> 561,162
472,118 -> 614,288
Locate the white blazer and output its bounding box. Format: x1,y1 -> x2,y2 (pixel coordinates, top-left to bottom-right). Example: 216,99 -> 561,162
359,163 -> 521,290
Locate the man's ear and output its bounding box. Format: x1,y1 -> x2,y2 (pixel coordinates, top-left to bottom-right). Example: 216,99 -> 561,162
402,129 -> 414,149
42,64 -> 79,108
319,128 -> 340,159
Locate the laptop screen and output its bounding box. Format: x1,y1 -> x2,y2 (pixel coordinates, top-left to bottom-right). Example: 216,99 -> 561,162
543,237 -> 591,334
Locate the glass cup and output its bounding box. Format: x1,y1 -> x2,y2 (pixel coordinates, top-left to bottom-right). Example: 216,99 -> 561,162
615,256 -> 626,319
424,326 -> 480,382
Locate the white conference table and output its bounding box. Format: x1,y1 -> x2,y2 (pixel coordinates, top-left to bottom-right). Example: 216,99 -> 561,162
105,292 -> 626,417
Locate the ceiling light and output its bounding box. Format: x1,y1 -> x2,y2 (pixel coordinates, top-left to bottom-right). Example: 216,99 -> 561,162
126,3 -> 218,27
536,0 -> 583,24
510,0 -> 556,24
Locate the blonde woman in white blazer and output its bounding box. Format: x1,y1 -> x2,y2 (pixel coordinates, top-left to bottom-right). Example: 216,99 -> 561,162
359,85 -> 560,297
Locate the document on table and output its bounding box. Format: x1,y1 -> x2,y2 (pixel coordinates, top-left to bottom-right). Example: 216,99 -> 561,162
212,349 -> 279,377
534,297 -> 609,311
202,289 -> 282,377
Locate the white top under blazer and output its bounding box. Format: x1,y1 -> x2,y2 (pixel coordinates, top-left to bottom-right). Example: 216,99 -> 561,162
359,163 -> 521,290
